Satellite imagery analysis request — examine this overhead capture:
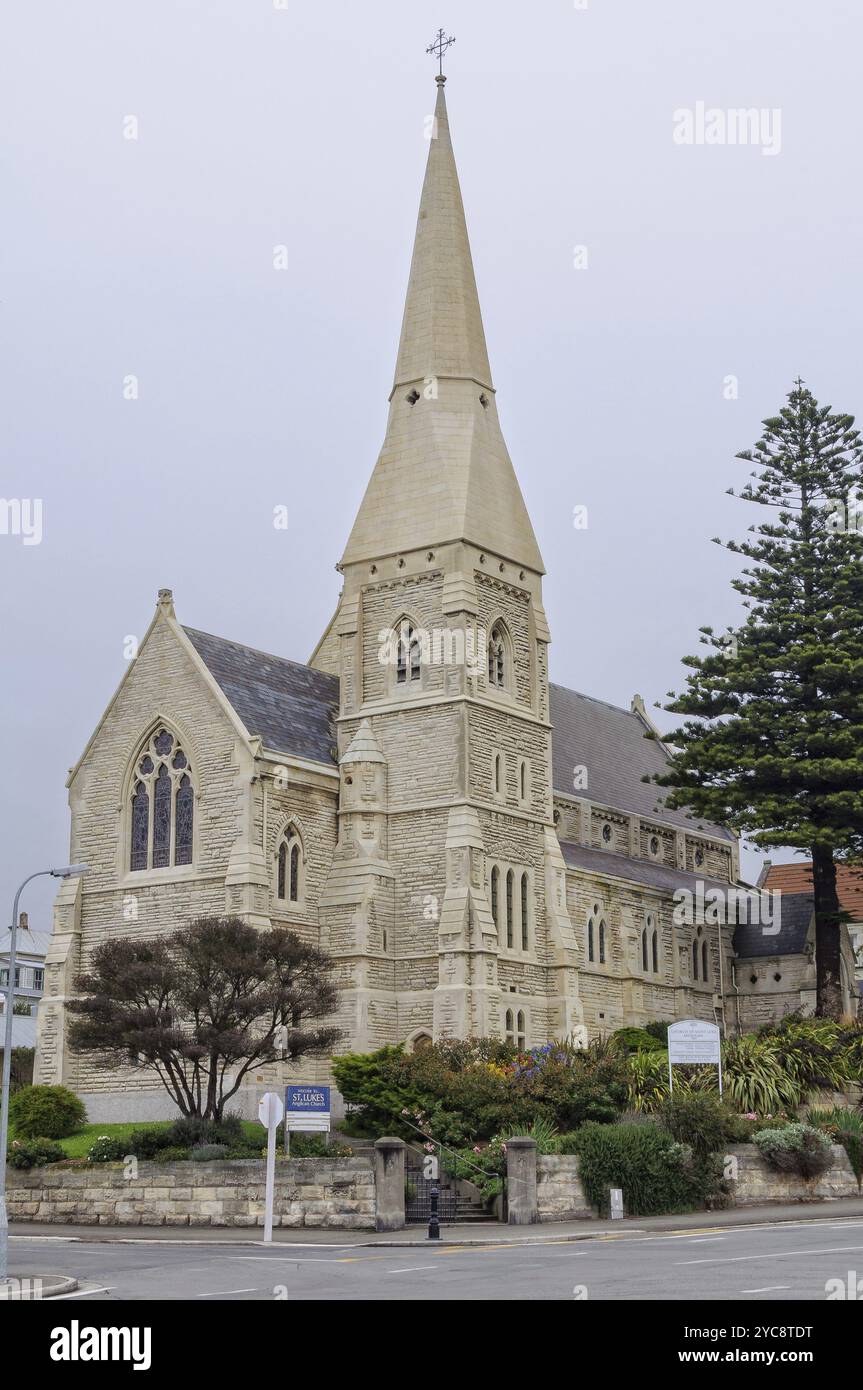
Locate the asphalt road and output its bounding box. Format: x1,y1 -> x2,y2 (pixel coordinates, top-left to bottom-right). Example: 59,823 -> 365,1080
10,1217 -> 863,1301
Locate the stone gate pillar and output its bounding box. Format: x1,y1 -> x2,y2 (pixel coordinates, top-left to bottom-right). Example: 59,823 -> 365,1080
374,1137 -> 406,1231
506,1137 -> 538,1225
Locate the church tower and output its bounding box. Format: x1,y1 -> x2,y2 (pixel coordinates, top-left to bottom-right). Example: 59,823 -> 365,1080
313,74 -> 583,1050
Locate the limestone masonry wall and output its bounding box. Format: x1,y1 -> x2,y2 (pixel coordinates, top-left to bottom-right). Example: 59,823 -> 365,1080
8,1158 -> 376,1230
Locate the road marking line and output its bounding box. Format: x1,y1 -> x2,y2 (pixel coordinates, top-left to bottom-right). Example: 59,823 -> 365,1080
741,1285 -> 791,1294
386,1266 -> 437,1274
195,1288 -> 258,1298
51,1286 -> 115,1300
677,1244 -> 863,1266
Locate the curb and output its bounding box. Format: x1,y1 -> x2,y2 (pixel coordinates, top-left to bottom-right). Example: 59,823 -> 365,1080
1,1274 -> 79,1300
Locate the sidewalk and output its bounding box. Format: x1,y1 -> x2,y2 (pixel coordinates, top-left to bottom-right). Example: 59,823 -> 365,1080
10,1196 -> 863,1248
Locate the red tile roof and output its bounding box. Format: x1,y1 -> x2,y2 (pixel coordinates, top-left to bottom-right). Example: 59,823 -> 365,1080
761,862 -> 863,922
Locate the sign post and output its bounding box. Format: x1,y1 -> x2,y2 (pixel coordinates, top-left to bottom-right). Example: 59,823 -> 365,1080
667,1019 -> 722,1096
258,1091 -> 284,1243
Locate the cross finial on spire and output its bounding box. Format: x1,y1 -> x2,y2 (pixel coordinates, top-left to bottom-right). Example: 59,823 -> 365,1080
426,27 -> 455,78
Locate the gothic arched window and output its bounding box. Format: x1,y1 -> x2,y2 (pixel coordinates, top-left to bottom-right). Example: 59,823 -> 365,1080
276,825 -> 304,904
516,1010 -> 526,1051
702,940 -> 709,983
599,919 -> 607,965
129,728 -> 194,872
652,928 -> 659,974
505,869 -> 514,949
642,928 -> 649,972
490,865 -> 499,932
692,938 -> 700,981
520,872 -> 529,950
488,624 -> 507,689
395,620 -> 422,685
505,1008 -> 515,1045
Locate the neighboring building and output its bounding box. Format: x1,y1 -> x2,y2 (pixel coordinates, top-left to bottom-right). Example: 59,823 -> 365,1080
0,912 -> 49,1055
35,74 -> 815,1121
736,862 -> 863,1023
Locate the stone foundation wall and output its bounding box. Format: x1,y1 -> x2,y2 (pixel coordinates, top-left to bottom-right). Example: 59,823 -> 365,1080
7,1157 -> 376,1230
727,1143 -> 859,1206
536,1155 -> 592,1221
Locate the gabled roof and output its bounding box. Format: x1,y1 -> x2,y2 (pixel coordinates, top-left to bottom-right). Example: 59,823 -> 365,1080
760,862 -> 863,922
184,628 -> 339,767
733,892 -> 814,959
550,684 -> 734,841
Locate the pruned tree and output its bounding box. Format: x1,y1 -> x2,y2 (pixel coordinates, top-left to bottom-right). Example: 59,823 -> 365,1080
651,381 -> 863,1018
67,916 -> 341,1119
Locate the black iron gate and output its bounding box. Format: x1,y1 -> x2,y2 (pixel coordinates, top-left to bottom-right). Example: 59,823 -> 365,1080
404,1147 -> 458,1224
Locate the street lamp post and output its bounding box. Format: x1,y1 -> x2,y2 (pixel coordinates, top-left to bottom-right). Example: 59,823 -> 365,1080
0,864 -> 88,1284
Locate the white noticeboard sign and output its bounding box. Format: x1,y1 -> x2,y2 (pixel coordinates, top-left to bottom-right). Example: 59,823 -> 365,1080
667,1019 -> 722,1096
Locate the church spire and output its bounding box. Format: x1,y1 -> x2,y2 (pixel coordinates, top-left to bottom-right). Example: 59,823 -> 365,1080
339,69 -> 544,575
392,73 -> 492,394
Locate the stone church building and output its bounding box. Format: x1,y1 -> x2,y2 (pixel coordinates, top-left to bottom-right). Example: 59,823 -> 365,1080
35,76 -> 833,1120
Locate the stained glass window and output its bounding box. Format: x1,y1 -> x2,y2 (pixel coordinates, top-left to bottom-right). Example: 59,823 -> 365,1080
277,842 -> 287,899
152,765 -> 172,868
290,843 -> 300,901
131,782 -> 149,871
599,920 -> 606,964
175,774 -> 193,865
129,729 -> 193,872
506,869 -> 514,949
490,865 -> 499,929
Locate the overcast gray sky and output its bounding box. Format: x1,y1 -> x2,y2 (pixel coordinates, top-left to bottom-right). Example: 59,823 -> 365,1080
3,0 -> 861,927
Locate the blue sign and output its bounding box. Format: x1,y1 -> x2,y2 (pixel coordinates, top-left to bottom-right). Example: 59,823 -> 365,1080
286,1084 -> 331,1115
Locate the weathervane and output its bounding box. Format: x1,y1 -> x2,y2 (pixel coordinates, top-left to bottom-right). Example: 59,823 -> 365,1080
426,27 -> 455,77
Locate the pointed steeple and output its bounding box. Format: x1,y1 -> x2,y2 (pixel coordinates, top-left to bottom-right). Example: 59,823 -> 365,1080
340,77 -> 544,575
392,77 -> 492,393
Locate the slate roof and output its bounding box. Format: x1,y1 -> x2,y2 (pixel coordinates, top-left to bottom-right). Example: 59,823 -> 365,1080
560,842 -> 732,899
184,628 -> 339,766
549,684 -> 734,840
732,892 -> 813,959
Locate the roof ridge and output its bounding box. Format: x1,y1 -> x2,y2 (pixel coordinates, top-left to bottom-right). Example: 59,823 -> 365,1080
548,681 -> 641,721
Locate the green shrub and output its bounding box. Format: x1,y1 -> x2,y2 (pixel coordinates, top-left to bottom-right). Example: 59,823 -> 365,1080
152,1145 -> 190,1163
658,1093 -> 736,1161
567,1121 -> 716,1216
10,1047 -> 35,1092
87,1135 -> 127,1163
166,1114 -> 244,1149
8,1137 -> 66,1169
189,1143 -> 230,1162
613,1027 -> 665,1054
753,1123 -> 833,1178
127,1126 -> 178,1159
442,1135 -> 507,1204
644,1021 -> 670,1045
807,1107 -> 863,1184
9,1085 -> 86,1139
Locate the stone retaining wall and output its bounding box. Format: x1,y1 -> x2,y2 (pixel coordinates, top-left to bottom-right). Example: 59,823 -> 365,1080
727,1143 -> 859,1206
7,1157 -> 376,1230
536,1155 -> 593,1221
